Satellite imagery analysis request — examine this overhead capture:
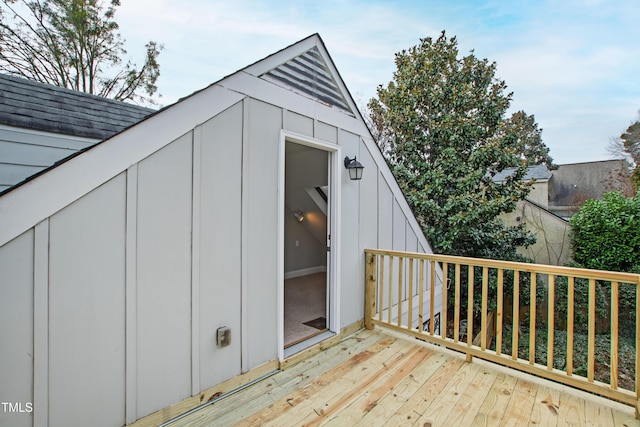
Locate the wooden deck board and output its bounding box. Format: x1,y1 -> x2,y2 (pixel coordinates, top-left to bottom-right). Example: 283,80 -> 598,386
169,328 -> 640,427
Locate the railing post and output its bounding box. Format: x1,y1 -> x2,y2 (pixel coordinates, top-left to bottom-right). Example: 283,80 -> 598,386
365,251 -> 377,330
636,276 -> 640,419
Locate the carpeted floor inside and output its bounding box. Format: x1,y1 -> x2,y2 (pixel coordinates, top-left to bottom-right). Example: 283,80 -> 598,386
284,272 -> 327,347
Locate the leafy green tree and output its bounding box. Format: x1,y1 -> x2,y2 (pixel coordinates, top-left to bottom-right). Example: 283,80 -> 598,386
0,0 -> 162,104
570,191 -> 640,273
368,31 -> 555,261
565,191 -> 640,332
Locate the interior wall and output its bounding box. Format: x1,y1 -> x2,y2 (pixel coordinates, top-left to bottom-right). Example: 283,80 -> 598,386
284,143 -> 328,275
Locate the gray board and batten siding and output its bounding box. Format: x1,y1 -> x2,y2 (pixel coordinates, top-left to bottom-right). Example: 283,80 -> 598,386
0,34 -> 437,427
0,73 -> 154,193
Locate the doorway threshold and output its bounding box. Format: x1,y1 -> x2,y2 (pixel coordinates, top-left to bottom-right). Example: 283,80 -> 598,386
283,330 -> 335,359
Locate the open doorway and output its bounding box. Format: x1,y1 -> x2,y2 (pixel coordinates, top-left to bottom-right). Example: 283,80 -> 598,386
283,142 -> 330,349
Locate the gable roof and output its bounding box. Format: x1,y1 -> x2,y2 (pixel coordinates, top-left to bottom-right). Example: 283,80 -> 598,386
0,73 -> 155,139
0,34 -> 429,255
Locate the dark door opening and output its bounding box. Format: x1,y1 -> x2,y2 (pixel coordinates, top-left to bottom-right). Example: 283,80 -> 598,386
283,142 -> 329,348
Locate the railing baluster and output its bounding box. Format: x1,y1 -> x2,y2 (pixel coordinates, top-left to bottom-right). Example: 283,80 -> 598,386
529,271 -> 536,365
419,259 -> 424,331
378,255 -> 385,322
548,274 -> 555,371
467,265 -> 474,348
442,262 -> 448,339
454,263 -> 460,342
512,270 -> 520,361
588,278 -> 596,383
496,268 -> 503,356
408,258 -> 414,330
430,260 -> 436,335
365,252 -> 377,330
611,281 -> 619,389
481,266 -> 488,350
567,276 -> 575,376
388,256 -> 394,324
397,257 -> 404,327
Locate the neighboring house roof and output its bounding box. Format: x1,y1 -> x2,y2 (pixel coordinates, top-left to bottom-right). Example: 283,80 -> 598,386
548,159 -> 629,207
0,73 -> 154,139
492,163 -> 551,182
0,73 -> 155,193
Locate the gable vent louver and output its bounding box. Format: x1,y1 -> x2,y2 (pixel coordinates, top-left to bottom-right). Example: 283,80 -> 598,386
261,47 -> 352,113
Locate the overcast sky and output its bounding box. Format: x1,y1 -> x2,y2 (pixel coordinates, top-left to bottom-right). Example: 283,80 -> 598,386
116,0 -> 640,165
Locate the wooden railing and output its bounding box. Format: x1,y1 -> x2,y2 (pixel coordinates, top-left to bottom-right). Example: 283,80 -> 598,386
364,249 -> 640,415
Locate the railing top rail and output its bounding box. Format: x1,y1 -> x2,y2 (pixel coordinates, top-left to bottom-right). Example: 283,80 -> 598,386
365,248 -> 640,284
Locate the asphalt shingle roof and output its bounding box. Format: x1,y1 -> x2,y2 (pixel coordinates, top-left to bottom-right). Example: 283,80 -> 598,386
0,73 -> 155,139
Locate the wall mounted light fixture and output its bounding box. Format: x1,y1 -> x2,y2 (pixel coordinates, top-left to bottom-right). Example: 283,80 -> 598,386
344,156 -> 364,181
294,209 -> 304,222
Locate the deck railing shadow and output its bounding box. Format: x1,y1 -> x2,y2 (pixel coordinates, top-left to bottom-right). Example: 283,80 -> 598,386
364,249 -> 640,417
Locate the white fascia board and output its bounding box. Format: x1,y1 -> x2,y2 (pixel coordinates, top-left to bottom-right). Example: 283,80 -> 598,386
0,84 -> 244,247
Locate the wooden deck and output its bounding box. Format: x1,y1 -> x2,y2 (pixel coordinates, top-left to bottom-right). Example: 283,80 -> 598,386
170,328 -> 639,427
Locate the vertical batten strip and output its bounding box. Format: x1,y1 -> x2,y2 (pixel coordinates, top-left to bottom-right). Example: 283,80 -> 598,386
512,270 -> 520,360
397,257 -> 403,327
408,258 -> 414,330
547,275 -> 555,371
529,271 -> 536,365
191,127 -> 202,396
442,262 -> 448,339
610,281 -> 619,389
125,166 -> 138,424
567,276 -> 575,376
33,219 -> 49,427
430,260 -> 436,335
496,269 -> 503,356
378,255 -> 384,322
588,278 -> 596,383
481,266 -> 488,350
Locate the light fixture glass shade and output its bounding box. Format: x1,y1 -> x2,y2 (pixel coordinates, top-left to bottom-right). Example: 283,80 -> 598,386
294,209 -> 304,222
344,156 -> 364,180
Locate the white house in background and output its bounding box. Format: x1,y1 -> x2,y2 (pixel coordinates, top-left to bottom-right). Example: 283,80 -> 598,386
0,34 -> 439,427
